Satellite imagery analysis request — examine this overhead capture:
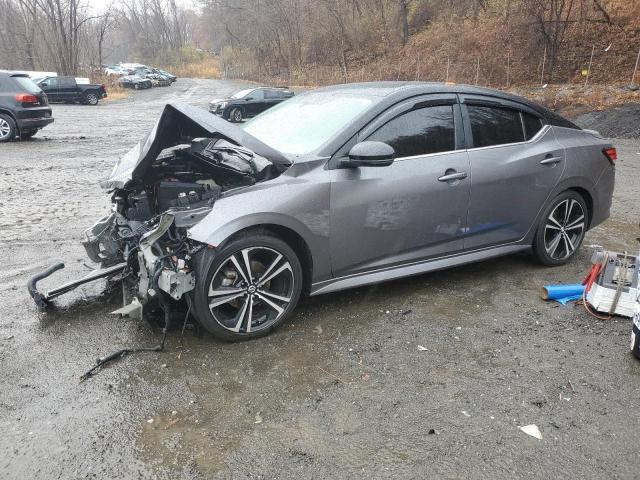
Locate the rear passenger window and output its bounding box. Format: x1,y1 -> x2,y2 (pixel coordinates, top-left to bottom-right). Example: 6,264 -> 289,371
522,112 -> 543,140
367,105 -> 456,157
467,105 -> 524,148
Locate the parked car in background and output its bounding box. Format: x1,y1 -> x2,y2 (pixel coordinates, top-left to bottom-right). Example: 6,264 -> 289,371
37,76 -> 107,105
104,65 -> 133,76
145,73 -> 172,87
118,75 -> 153,90
0,72 -> 53,142
152,68 -> 177,82
209,86 -> 294,122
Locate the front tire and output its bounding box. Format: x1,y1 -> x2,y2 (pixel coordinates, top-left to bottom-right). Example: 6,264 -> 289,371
228,107 -> 243,123
533,191 -> 588,266
0,114 -> 16,142
192,234 -> 303,341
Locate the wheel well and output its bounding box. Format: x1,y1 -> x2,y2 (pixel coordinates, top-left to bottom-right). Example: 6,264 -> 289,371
226,224 -> 314,294
0,108 -> 17,123
567,187 -> 593,228
0,109 -> 18,135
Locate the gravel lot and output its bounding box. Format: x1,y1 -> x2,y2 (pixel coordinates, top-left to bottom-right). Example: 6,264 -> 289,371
1,79 -> 639,479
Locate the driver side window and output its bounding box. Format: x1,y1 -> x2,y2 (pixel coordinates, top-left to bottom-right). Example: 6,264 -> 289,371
249,89 -> 264,101
366,105 -> 456,158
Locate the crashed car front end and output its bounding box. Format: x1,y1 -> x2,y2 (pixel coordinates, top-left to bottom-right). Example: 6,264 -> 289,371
29,102 -> 291,323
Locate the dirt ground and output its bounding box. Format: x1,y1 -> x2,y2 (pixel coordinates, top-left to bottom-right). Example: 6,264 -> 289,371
1,79 -> 639,480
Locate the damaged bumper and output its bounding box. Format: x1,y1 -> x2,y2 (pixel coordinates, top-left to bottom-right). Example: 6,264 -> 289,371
27,102 -> 290,320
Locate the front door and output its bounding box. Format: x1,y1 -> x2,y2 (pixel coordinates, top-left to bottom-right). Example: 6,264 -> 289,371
330,96 -> 471,278
461,97 -> 565,249
39,77 -> 59,102
245,89 -> 265,117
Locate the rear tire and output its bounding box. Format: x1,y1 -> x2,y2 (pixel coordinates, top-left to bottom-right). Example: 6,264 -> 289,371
533,191 -> 589,266
0,114 -> 16,142
192,234 -> 303,341
84,92 -> 99,105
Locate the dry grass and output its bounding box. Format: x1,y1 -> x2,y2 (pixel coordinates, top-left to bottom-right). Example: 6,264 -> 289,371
168,57 -> 221,79
88,73 -> 129,102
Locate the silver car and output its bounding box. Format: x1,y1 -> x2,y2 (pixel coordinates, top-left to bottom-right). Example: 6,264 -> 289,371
29,82 -> 615,341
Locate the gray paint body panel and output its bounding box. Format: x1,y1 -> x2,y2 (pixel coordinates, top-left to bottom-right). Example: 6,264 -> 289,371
184,83 -> 614,297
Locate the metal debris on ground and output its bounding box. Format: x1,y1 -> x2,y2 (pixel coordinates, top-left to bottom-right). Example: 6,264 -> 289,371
585,250 -> 638,318
518,424 -> 543,440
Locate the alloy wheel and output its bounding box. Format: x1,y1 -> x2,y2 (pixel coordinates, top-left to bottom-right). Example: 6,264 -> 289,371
232,109 -> 242,122
207,246 -> 294,334
543,198 -> 585,260
87,93 -> 98,105
0,118 -> 11,140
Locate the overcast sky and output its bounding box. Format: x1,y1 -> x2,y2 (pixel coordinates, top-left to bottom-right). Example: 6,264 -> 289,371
86,0 -> 198,14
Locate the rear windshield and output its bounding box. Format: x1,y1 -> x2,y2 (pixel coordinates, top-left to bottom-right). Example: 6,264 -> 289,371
12,76 -> 42,94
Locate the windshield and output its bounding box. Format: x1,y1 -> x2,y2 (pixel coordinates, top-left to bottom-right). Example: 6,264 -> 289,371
231,89 -> 254,99
12,76 -> 42,94
242,91 -> 378,155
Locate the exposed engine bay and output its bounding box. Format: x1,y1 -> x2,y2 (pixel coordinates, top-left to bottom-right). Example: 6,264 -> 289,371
27,103 -> 291,328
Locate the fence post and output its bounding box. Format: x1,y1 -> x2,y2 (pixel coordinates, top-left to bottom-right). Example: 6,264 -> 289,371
445,56 -> 450,82
475,56 -> 480,85
631,46 -> 640,85
540,46 -> 546,86
585,45 -> 595,87
506,51 -> 510,88
416,57 -> 420,81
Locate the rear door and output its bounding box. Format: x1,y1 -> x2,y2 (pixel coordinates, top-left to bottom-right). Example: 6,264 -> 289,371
58,76 -> 79,102
330,95 -> 471,277
461,95 -> 565,249
263,89 -> 283,111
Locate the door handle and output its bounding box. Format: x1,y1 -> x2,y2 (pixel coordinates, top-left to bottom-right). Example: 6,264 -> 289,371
438,171 -> 467,182
540,156 -> 562,165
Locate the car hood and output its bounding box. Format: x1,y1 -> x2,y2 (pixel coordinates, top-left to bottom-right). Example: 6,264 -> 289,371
102,102 -> 291,189
209,98 -> 230,105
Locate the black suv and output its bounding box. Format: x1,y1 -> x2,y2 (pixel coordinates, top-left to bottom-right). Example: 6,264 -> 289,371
0,72 -> 54,142
209,87 -> 294,122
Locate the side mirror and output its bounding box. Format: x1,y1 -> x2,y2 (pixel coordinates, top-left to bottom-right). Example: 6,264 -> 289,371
245,97 -> 253,101
344,141 -> 395,167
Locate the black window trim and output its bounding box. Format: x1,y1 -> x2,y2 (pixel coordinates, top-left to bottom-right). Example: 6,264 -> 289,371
460,94 -> 547,150
357,94 -> 464,161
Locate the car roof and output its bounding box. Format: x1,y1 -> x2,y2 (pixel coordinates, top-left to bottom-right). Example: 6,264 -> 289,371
311,81 -> 547,114
0,71 -> 30,78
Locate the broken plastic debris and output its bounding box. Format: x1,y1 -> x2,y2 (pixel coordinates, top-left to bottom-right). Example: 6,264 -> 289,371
417,345 -> 428,351
313,325 -> 323,334
461,410 -> 471,417
147,418 -> 154,424
254,413 -> 263,424
518,424 -> 542,439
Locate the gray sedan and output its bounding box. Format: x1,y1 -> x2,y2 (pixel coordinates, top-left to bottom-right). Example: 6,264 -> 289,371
30,82 -> 615,341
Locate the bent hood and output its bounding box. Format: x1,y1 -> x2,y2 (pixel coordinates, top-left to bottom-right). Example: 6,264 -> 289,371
102,102 -> 290,189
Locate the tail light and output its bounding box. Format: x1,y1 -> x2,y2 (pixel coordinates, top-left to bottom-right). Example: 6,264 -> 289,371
602,147 -> 617,164
15,93 -> 39,106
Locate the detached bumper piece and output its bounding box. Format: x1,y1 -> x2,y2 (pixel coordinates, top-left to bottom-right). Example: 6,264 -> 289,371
27,262 -> 127,308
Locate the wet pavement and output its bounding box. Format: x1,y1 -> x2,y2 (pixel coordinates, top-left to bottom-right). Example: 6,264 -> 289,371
1,79 -> 639,479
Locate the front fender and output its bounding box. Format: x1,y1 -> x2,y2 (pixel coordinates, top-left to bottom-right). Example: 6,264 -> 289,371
187,168 -> 332,282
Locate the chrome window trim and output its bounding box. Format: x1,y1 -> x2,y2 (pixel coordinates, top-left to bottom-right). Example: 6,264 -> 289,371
393,148 -> 467,162
466,124 -> 550,153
